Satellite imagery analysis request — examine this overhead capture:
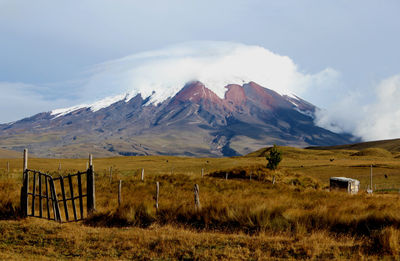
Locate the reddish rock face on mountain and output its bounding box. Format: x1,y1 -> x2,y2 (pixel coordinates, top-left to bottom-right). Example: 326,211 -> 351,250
224,84 -> 246,108
0,81 -> 355,158
172,81 -> 222,105
168,81 -> 304,115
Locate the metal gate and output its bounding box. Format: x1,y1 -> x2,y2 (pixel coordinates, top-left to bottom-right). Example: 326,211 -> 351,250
20,150 -> 95,223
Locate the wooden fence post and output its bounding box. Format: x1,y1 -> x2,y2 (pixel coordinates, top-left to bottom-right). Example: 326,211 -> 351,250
23,149 -> 28,171
272,176 -> 276,185
141,168 -> 144,181
225,173 -> 228,180
194,184 -> 201,210
89,154 -> 93,170
118,180 -> 122,207
87,154 -> 96,214
109,166 -> 113,183
249,172 -> 252,181
20,149 -> 29,217
201,168 -> 204,178
155,182 -> 159,211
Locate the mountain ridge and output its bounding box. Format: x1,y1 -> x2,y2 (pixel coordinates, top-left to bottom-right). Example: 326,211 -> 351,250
0,81 -> 355,158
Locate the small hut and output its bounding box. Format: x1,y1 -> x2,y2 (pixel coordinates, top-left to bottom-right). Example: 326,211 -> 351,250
330,177 -> 360,194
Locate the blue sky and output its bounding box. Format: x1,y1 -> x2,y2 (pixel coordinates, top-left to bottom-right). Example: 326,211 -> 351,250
1,0 -> 400,140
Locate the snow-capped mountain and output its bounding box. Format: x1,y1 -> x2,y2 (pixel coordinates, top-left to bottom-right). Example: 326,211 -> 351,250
0,81 -> 354,158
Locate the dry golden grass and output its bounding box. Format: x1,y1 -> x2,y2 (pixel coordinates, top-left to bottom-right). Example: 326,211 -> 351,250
0,146 -> 400,259
0,218 -> 368,260
351,148 -> 393,158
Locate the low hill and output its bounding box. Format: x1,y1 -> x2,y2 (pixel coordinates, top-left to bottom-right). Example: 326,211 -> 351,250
351,148 -> 393,158
306,138 -> 400,153
245,145 -> 348,158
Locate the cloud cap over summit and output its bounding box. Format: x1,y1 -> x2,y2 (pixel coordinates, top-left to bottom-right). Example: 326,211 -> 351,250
82,41 -> 338,105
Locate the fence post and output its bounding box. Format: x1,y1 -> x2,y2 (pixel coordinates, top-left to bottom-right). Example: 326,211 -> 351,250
225,173 -> 228,180
272,176 -> 276,185
194,184 -> 201,210
109,166 -> 113,183
370,165 -> 373,193
118,180 -> 122,207
155,182 -> 159,211
249,172 -> 252,181
141,168 -> 144,181
87,154 -> 96,214
201,168 -> 204,178
23,149 -> 28,171
20,149 -> 29,217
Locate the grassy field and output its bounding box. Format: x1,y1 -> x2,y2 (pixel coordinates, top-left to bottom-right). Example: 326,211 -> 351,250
1,146 -> 400,259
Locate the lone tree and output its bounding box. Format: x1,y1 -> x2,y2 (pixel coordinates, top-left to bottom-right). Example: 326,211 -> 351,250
266,145 -> 282,170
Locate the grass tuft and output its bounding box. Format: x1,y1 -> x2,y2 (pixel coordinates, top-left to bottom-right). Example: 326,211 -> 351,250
85,202 -> 156,228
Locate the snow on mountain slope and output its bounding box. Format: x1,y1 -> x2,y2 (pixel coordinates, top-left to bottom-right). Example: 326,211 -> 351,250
51,94 -> 128,118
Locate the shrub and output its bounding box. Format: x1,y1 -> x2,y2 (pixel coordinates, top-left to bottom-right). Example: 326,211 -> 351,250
266,145 -> 282,170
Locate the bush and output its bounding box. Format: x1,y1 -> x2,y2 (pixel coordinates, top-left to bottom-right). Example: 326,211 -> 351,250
266,145 -> 282,170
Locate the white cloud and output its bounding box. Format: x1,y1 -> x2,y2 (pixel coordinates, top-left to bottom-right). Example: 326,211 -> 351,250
314,74 -> 400,141
83,41 -> 338,104
354,75 -> 400,140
